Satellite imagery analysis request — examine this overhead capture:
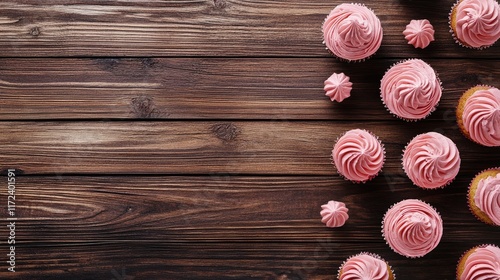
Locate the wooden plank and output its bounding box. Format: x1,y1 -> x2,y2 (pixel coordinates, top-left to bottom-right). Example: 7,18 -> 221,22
0,58 -> 498,120
0,121 -> 498,175
0,0 -> 499,58
2,176 -> 499,244
0,242 -> 496,279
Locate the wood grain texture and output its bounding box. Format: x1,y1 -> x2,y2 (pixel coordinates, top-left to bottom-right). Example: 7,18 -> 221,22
0,242 -> 487,280
0,58 -> 498,120
0,0 -> 499,279
1,176 -> 499,244
0,0 -> 499,58
0,121 -> 498,175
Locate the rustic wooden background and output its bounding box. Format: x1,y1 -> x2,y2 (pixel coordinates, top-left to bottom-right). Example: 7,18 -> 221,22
0,0 -> 499,279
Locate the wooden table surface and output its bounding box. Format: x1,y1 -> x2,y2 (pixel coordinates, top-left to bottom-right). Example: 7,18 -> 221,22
0,1 -> 499,279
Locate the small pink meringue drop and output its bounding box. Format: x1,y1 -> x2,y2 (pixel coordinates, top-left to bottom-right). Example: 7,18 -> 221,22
403,19 -> 435,49
320,200 -> 349,227
324,72 -> 352,102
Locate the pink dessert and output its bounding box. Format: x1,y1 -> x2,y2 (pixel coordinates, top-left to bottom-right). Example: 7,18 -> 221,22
324,72 -> 352,102
322,3 -> 383,62
403,19 -> 435,49
402,132 -> 461,189
461,87 -> 500,147
380,59 -> 442,121
332,129 -> 385,183
320,200 -> 349,227
458,245 -> 500,280
338,252 -> 394,280
474,173 -> 500,225
450,0 -> 500,49
382,199 -> 443,258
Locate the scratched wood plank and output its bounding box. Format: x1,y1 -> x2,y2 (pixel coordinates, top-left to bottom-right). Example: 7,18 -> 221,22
0,121 -> 498,175
0,58 -> 498,120
1,175 -> 499,244
0,241 -> 496,279
0,0 -> 499,58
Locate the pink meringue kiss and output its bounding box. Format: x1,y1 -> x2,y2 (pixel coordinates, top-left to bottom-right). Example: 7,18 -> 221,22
322,3 -> 383,62
380,59 -> 442,121
403,19 -> 435,49
324,72 -> 352,102
450,0 -> 500,49
332,129 -> 385,183
338,252 -> 395,280
402,132 -> 461,189
320,200 -> 349,227
382,199 -> 443,258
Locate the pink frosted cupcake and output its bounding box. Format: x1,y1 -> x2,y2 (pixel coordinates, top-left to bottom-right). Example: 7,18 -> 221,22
322,3 -> 383,62
450,0 -> 500,49
456,85 -> 500,147
324,72 -> 352,102
338,252 -> 396,280
402,132 -> 461,189
468,168 -> 500,226
456,244 -> 500,279
320,200 -> 349,227
380,59 -> 442,121
382,199 -> 443,258
332,129 -> 385,183
403,19 -> 435,49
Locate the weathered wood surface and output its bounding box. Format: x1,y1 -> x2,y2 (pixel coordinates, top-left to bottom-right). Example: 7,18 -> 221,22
0,121 -> 498,175
0,242 -> 488,280
0,0 -> 499,58
1,176 -> 499,243
0,58 -> 497,120
0,0 -> 499,279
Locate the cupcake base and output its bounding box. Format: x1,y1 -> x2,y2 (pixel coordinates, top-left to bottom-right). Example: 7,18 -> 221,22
468,168 -> 500,226
456,85 -> 493,144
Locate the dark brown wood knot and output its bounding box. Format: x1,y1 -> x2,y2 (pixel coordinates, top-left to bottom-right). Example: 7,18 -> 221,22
29,27 -> 40,36
210,123 -> 239,142
130,95 -> 164,118
213,0 -> 227,9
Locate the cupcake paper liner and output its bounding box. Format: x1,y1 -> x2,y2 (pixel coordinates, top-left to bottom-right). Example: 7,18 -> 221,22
380,59 -> 443,122
400,133 -> 458,190
381,199 -> 442,258
337,252 -> 396,280
322,3 -> 379,63
331,129 -> 386,184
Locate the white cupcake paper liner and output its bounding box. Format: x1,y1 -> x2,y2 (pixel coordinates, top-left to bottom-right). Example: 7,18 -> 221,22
331,129 -> 386,184
379,59 -> 443,122
381,199 -> 442,258
337,252 -> 396,280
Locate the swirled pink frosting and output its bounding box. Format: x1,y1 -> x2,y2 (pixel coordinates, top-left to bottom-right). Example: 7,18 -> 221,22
382,199 -> 443,258
460,245 -> 500,280
462,87 -> 500,147
453,0 -> 500,48
403,19 -> 435,49
380,59 -> 442,120
475,173 -> 500,225
339,253 -> 390,280
332,129 -> 385,183
320,200 -> 349,227
402,132 -> 461,189
324,72 -> 352,102
322,3 -> 383,61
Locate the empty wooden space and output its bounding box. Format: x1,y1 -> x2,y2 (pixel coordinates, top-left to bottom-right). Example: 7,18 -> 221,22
0,0 -> 499,279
